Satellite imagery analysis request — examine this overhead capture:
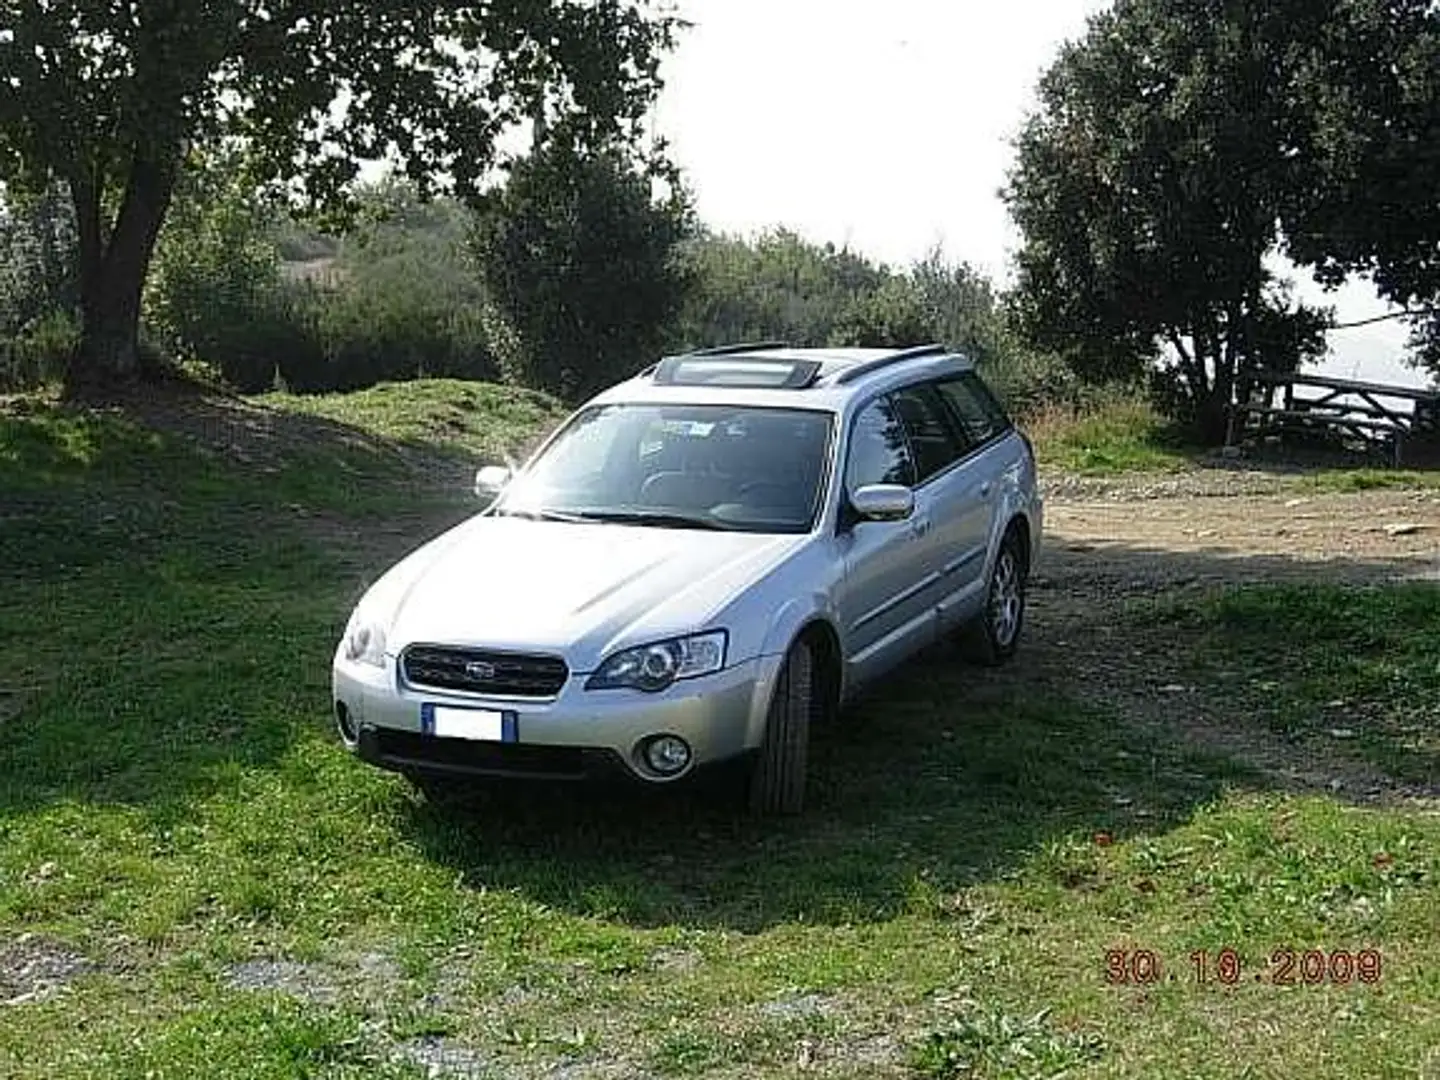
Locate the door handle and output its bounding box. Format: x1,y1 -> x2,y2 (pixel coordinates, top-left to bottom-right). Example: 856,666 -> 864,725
979,482 -> 993,498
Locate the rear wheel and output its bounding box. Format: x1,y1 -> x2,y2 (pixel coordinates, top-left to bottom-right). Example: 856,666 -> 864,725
960,529 -> 1028,666
747,639 -> 814,816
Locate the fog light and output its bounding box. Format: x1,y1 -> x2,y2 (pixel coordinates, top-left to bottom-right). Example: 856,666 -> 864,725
643,735 -> 692,776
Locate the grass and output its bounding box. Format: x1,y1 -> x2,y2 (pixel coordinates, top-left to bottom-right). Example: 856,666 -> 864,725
1140,584 -> 1440,783
2,378 -> 1439,1078
1024,397 -> 1191,475
260,379 -> 569,466
1024,393 -> 1440,488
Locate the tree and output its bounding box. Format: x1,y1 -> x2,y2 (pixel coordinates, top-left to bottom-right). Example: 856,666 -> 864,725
1005,0 -> 1333,441
0,1 -> 677,396
471,140 -> 692,401
672,230 -> 887,348
1278,0 -> 1440,378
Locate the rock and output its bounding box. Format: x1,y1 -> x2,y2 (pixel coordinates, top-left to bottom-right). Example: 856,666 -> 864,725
225,959 -> 335,1004
1327,729 -> 1358,740
1384,523 -> 1427,537
395,1036 -> 490,1078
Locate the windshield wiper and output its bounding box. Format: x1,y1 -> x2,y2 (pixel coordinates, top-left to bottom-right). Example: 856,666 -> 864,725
566,509 -> 727,531
492,507 -> 593,524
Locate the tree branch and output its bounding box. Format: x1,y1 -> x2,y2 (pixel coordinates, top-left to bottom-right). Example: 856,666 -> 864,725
1330,307 -> 1440,331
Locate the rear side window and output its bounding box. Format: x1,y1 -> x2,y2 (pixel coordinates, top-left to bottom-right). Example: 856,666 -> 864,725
889,384 -> 967,482
846,398 -> 915,493
936,374 -> 1012,447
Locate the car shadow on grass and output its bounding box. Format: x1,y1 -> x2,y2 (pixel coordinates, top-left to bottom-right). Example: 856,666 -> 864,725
397,643 -> 1258,933
398,545 -> 1439,934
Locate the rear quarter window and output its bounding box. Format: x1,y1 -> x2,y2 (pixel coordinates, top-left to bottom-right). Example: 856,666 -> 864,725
936,374 -> 1012,447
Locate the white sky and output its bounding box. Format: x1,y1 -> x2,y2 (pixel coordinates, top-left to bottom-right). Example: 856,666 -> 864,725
653,0 -> 1428,387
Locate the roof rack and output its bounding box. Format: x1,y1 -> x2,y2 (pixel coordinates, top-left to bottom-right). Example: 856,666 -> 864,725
684,341 -> 790,358
831,343 -> 949,386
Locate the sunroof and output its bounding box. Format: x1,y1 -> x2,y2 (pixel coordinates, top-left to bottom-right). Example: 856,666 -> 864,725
653,356 -> 822,389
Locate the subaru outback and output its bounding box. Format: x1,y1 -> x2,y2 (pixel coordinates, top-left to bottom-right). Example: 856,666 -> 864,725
332,344 -> 1043,814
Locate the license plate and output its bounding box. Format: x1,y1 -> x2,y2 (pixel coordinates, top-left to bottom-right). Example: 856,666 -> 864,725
420,704 -> 518,743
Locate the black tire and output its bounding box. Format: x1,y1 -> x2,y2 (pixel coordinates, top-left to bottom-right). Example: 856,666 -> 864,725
959,528 -> 1028,667
747,639 -> 814,816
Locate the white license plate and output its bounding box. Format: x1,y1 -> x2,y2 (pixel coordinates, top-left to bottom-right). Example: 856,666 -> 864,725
420,704 -> 516,743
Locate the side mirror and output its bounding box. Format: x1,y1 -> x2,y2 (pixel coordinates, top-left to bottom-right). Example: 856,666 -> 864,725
850,483 -> 914,523
474,465 -> 513,500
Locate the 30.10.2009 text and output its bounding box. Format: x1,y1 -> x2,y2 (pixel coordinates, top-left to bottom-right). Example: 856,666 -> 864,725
1105,947 -> 1383,986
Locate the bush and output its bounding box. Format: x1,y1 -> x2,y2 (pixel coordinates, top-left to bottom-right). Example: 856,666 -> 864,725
0,309 -> 80,391
472,142 -> 693,401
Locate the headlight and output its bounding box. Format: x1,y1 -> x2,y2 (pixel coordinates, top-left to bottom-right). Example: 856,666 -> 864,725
586,631 -> 728,693
341,611 -> 388,667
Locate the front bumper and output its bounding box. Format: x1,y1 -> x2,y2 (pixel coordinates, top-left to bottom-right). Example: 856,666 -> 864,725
332,652 -> 779,784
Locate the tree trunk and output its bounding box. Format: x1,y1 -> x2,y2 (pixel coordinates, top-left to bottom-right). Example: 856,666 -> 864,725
64,151 -> 180,399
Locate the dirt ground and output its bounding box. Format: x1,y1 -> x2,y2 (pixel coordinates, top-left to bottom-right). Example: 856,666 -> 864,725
1021,480 -> 1440,804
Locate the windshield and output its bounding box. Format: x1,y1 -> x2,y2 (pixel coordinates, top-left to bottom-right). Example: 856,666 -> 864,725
495,404 -> 835,533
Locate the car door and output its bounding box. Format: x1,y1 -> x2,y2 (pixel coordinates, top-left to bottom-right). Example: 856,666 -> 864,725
929,374 -> 1011,629
836,396 -> 936,686
887,382 -> 990,629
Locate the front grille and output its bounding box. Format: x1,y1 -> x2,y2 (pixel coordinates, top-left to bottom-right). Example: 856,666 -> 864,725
401,644 -> 569,698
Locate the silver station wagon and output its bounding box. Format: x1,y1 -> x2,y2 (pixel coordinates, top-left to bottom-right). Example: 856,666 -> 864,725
333,344 -> 1043,813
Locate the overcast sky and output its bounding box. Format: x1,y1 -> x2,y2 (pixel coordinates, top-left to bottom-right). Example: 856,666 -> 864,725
652,0 -> 1425,386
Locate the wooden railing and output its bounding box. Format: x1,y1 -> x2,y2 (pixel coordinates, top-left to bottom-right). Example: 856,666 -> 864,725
1228,370 -> 1439,466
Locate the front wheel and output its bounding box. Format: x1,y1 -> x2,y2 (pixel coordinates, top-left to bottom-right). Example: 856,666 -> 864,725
960,530 -> 1028,666
747,639 -> 814,816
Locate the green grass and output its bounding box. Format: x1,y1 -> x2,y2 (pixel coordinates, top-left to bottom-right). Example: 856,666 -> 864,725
1026,397 -> 1191,475
1298,467 -> 1440,493
1140,584 -> 1440,782
2,380 -> 1439,1078
260,379 -> 569,466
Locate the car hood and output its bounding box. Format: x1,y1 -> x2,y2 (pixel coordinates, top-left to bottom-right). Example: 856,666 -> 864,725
373,515 -> 806,671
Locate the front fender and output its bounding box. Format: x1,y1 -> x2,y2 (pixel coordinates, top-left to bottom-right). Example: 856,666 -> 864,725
740,593 -> 844,749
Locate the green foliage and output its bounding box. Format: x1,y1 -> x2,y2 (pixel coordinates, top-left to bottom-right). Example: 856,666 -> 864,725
1006,0 -> 1338,442
0,0 -> 678,387
672,230 -> 885,347
472,142 -> 693,401
145,158 -> 296,393
298,181 -> 495,392
0,184 -> 77,337
1278,0 -> 1440,377
1027,391 -> 1190,474
830,275 -> 932,348
0,309 -> 81,392
911,1006 -> 1104,1079
1007,0 -> 1440,433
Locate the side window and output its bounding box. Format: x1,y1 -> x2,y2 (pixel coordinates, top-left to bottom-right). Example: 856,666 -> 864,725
889,384 -> 967,482
936,374 -> 1012,448
845,398 -> 915,494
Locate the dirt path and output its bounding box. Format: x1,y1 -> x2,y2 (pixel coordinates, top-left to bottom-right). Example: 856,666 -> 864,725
1021,485 -> 1440,803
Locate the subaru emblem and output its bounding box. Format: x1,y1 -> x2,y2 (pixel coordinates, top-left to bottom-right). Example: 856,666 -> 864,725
465,660 -> 497,681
